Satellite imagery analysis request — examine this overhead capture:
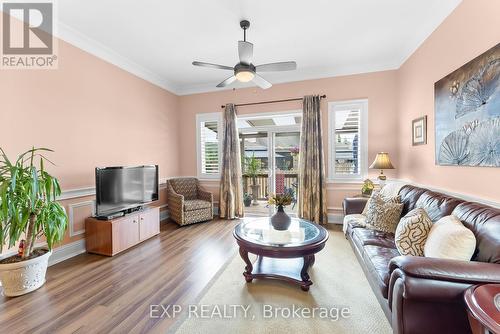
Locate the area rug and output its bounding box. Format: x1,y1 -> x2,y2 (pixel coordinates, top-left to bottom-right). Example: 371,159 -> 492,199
171,230 -> 391,334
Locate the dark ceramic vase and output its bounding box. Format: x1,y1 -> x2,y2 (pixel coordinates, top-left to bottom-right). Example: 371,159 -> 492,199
271,205 -> 291,230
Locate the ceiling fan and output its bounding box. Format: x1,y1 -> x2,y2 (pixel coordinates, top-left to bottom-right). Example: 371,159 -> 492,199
192,20 -> 297,89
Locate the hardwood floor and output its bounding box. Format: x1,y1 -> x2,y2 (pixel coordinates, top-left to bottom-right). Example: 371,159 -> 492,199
0,219 -> 240,334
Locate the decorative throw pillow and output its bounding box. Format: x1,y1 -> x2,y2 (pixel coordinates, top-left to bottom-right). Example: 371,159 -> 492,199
362,191 -> 401,215
395,208 -> 433,256
424,215 -> 476,261
365,194 -> 403,233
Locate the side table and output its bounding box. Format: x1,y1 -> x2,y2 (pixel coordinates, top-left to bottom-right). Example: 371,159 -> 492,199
464,284 -> 500,334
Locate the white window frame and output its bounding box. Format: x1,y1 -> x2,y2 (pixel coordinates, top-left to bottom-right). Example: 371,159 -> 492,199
196,112 -> 223,179
327,99 -> 368,182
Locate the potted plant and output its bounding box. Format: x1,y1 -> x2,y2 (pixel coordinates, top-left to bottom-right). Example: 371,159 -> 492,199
268,193 -> 293,230
361,179 -> 375,196
244,154 -> 261,205
243,193 -> 252,207
0,148 -> 68,297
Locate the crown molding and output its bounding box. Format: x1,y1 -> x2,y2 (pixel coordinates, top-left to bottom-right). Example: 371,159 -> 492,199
49,0 -> 460,97
55,22 -> 181,94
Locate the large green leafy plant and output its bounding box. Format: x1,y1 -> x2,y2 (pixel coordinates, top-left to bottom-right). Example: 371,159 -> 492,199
0,148 -> 67,259
244,154 -> 261,185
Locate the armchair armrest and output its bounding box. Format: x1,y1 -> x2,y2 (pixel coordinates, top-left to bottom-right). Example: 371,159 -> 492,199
198,187 -> 213,203
388,256 -> 500,333
343,197 -> 368,215
167,183 -> 184,223
389,256 -> 500,284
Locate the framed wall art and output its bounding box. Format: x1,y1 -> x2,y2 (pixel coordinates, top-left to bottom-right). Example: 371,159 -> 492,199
434,43 -> 499,167
412,116 -> 427,146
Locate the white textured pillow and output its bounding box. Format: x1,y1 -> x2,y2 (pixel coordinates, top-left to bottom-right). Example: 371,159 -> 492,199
424,215 -> 476,261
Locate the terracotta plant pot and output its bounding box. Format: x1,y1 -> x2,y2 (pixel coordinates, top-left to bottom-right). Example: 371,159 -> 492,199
0,248 -> 52,297
271,205 -> 291,231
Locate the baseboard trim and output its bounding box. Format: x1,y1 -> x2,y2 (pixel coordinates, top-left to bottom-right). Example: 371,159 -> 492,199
328,212 -> 343,225
160,209 -> 169,221
48,239 -> 86,266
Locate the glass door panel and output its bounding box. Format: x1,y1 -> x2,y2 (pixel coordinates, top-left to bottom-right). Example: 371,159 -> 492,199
272,131 -> 300,216
240,132 -> 270,215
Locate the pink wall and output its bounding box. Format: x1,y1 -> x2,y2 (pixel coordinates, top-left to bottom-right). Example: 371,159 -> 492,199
397,0 -> 500,203
178,71 -> 399,211
0,28 -> 178,251
0,39 -> 180,189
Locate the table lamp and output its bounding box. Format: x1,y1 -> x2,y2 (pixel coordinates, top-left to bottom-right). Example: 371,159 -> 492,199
369,152 -> 394,181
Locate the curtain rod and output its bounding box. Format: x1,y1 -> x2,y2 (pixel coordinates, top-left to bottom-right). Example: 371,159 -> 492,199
220,94 -> 326,109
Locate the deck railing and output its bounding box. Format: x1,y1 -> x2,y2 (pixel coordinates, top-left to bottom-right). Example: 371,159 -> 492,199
242,173 -> 298,200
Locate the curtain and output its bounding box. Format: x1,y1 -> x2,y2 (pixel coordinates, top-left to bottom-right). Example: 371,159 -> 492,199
219,104 -> 244,219
298,95 -> 328,225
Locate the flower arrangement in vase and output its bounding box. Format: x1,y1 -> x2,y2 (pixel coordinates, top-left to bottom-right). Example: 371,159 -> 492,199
268,193 -> 293,230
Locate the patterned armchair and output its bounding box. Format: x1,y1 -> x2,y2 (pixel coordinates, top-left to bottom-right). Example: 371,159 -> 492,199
167,177 -> 214,226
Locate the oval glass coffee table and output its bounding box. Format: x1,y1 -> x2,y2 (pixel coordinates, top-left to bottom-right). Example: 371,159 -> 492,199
233,217 -> 329,291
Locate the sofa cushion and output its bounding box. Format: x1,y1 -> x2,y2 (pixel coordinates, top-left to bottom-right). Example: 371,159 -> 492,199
399,185 -> 428,216
362,245 -> 401,298
352,228 -> 396,249
184,199 -> 211,211
452,202 -> 500,264
395,208 -> 433,256
343,214 -> 367,234
415,190 -> 464,222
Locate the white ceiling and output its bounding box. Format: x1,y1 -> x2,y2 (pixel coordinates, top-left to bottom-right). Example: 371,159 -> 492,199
55,0 -> 462,95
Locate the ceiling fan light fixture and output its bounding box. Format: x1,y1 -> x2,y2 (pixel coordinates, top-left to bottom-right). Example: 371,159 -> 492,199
235,70 -> 254,82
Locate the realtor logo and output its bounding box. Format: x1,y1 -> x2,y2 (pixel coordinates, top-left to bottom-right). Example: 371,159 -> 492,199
1,1 -> 58,69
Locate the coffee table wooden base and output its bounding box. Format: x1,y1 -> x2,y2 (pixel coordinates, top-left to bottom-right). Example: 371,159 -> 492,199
239,248 -> 315,291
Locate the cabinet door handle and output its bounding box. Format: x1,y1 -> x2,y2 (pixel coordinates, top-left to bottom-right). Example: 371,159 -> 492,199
133,220 -> 137,224
140,217 -> 144,221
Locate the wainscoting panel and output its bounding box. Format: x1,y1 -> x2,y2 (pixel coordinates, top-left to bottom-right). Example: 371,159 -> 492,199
68,200 -> 95,237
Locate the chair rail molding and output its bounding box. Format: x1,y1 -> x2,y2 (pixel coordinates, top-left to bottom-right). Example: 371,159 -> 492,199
392,179 -> 500,209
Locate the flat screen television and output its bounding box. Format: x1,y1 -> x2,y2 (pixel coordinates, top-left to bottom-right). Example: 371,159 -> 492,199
95,165 -> 158,218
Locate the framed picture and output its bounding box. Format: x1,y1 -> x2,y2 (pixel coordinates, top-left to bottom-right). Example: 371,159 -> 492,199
434,43 -> 499,167
412,116 -> 427,146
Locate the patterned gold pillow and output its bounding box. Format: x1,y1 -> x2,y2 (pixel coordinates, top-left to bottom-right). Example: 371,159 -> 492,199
365,194 -> 403,233
362,191 -> 401,216
395,208 -> 433,256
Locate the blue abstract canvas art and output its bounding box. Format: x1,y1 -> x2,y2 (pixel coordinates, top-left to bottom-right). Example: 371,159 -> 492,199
435,43 -> 500,167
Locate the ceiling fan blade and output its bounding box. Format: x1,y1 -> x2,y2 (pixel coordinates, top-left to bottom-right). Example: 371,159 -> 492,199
238,41 -> 253,64
252,74 -> 272,89
256,61 -> 297,72
216,76 -> 237,88
192,61 -> 234,71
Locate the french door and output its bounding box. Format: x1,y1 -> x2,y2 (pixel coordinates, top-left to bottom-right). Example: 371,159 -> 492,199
240,126 -> 300,216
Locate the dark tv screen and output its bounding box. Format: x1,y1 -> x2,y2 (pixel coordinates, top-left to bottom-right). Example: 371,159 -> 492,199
95,165 -> 158,216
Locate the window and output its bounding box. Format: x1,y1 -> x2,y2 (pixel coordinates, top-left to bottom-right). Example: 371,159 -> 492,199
328,100 -> 368,181
196,113 -> 222,178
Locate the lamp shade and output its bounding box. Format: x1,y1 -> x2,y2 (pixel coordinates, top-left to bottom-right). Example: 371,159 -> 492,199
369,152 -> 395,169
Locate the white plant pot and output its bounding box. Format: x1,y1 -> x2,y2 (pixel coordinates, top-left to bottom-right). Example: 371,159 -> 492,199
0,249 -> 51,297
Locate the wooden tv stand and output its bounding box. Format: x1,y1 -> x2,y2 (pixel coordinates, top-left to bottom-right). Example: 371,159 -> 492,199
85,206 -> 160,256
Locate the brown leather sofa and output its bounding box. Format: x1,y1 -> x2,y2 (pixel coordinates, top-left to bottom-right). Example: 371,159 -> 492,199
343,184 -> 500,334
